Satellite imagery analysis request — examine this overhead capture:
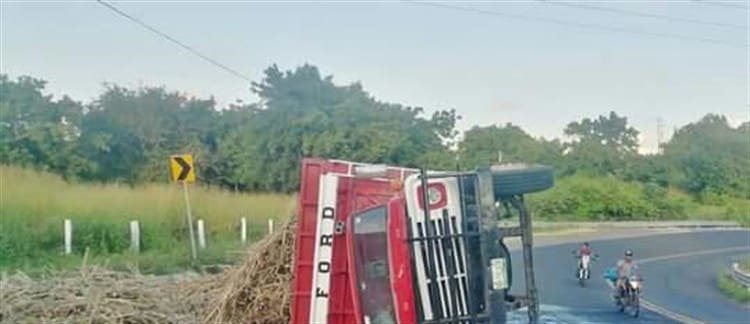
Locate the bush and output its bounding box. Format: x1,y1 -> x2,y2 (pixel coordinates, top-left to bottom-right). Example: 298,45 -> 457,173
723,198 -> 750,227
717,271 -> 750,303
529,175 -> 692,220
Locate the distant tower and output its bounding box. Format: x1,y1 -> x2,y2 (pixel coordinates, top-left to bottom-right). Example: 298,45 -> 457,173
656,118 -> 665,154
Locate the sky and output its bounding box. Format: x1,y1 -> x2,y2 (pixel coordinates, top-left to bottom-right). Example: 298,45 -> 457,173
1,0 -> 748,153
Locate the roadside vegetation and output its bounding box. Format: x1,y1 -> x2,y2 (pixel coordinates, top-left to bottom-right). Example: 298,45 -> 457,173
0,165 -> 293,275
741,259 -> 750,273
529,175 -> 749,226
1,64 -> 748,273
718,271 -> 750,304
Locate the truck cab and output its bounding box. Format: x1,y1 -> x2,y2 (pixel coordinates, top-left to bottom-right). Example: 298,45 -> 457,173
291,159 -> 553,324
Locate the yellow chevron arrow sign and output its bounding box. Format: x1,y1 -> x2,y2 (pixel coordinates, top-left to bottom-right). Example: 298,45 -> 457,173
170,154 -> 196,183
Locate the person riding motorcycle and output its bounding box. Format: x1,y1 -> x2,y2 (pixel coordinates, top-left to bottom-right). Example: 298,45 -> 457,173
615,249 -> 639,300
577,242 -> 593,274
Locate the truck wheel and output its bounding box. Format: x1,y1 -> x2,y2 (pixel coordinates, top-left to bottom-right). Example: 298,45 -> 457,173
490,164 -> 554,199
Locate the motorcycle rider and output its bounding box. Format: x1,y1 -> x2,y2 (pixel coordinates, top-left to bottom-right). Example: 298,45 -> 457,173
576,242 -> 593,278
615,249 -> 639,301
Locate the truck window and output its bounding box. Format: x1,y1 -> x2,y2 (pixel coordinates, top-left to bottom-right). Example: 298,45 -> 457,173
352,207 -> 396,324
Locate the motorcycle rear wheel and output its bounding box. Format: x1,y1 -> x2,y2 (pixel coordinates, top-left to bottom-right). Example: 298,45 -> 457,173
631,293 -> 640,318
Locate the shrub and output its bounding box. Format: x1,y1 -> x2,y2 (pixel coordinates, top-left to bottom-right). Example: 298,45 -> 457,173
529,175 -> 691,220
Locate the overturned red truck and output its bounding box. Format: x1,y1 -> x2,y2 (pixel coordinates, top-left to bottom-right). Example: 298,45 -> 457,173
290,158 -> 554,324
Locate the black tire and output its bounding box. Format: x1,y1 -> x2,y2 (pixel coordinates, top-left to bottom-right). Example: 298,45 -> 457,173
490,164 -> 554,199
579,277 -> 585,287
632,293 -> 640,318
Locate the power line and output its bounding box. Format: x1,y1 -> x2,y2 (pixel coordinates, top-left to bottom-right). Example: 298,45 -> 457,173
409,1 -> 747,48
692,0 -> 750,10
540,0 -> 746,30
95,0 -> 252,82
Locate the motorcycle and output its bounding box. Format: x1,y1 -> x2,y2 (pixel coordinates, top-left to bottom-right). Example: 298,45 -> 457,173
616,276 -> 642,318
571,251 -> 598,287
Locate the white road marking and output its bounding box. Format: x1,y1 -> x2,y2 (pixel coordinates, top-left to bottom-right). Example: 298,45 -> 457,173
639,246 -> 750,264
638,246 -> 750,324
641,298 -> 705,324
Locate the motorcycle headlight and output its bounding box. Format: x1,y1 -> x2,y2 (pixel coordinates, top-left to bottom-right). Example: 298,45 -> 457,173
630,281 -> 640,289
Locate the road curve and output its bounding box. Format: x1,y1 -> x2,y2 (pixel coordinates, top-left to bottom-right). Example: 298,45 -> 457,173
508,229 -> 750,323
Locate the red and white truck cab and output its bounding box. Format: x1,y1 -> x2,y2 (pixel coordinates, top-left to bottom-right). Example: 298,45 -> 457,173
291,158 -> 553,324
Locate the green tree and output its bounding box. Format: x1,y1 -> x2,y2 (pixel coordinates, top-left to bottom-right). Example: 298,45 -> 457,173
458,123 -> 562,169
78,85 -> 219,183
563,111 -> 640,176
0,75 -> 89,178
663,114 -> 750,197
217,64 -> 457,191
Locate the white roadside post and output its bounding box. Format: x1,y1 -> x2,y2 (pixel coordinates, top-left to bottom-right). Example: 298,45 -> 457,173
197,219 -> 206,249
64,219 -> 73,255
268,218 -> 274,235
129,220 -> 140,253
240,217 -> 247,244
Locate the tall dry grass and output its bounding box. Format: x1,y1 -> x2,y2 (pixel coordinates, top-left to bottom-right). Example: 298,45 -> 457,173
0,165 -> 293,273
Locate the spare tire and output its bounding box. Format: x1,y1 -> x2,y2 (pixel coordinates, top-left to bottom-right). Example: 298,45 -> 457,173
490,164 -> 554,199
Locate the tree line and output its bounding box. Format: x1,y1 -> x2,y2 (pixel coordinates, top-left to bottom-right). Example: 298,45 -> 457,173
1,64 -> 748,200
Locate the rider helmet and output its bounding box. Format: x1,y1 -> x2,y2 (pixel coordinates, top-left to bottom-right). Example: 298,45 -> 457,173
624,249 -> 633,256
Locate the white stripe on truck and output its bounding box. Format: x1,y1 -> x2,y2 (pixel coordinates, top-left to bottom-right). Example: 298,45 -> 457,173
308,173 -> 338,324
404,176 -> 469,321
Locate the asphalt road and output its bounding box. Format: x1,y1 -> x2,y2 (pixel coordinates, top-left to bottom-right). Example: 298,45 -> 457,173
508,230 -> 750,323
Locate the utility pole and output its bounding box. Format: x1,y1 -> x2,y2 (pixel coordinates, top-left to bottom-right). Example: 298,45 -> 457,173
657,118 -> 665,154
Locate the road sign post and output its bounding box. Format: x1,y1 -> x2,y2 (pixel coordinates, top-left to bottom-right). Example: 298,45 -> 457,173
171,154 -> 197,262
182,181 -> 197,261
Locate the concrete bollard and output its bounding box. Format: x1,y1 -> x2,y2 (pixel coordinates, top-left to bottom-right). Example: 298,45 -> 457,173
197,219 -> 206,249
129,220 -> 140,253
64,219 -> 73,255
241,217 -> 247,244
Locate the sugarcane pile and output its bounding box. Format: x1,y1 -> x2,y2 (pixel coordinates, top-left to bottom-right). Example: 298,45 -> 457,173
0,265 -> 210,324
202,216 -> 296,324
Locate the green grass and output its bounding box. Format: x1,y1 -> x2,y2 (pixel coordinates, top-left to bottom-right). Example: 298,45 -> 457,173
0,165 -> 293,275
740,259 -> 750,273
718,271 -> 750,304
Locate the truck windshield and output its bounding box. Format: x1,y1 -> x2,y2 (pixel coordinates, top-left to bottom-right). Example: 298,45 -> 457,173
352,207 -> 396,324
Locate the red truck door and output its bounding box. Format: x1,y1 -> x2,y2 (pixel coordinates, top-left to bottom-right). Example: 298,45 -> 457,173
291,158 -> 414,324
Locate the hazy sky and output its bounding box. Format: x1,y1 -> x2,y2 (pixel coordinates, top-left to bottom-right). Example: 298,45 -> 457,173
1,1 -> 748,153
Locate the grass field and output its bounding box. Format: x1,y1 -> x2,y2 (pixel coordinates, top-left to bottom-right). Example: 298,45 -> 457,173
0,166 -> 293,275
